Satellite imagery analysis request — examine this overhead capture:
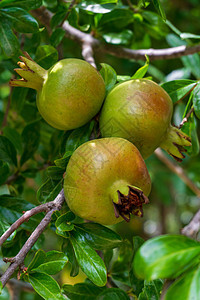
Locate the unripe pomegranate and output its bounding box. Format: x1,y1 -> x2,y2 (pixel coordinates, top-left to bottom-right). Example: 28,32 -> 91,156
64,138 -> 151,225
10,53 -> 105,130
99,79 -> 191,161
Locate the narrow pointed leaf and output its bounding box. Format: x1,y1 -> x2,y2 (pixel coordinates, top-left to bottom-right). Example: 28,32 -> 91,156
70,231 -> 107,286
132,56 -> 149,79
161,80 -> 197,103
100,63 -> 117,94
28,272 -> 63,300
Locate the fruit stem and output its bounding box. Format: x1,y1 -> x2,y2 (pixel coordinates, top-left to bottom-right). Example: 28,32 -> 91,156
9,53 -> 47,91
160,125 -> 191,162
109,181 -> 149,222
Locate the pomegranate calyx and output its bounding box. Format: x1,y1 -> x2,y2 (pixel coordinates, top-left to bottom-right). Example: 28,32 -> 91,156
9,52 -> 47,91
113,186 -> 149,222
160,125 -> 191,162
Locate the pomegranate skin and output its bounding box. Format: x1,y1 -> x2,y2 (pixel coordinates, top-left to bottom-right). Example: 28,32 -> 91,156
64,138 -> 151,225
99,79 -> 173,159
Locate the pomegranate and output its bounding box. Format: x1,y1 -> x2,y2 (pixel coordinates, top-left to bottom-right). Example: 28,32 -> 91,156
99,79 -> 191,161
10,53 -> 105,130
64,138 -> 151,225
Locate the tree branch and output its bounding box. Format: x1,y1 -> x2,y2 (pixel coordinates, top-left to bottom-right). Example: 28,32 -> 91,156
154,148 -> 200,197
181,209 -> 200,238
0,189 -> 65,287
32,7 -> 200,62
0,203 -> 49,247
81,37 -> 97,68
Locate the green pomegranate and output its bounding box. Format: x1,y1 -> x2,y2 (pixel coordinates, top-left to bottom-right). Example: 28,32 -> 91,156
64,138 -> 151,225
99,79 -> 191,161
10,54 -> 105,130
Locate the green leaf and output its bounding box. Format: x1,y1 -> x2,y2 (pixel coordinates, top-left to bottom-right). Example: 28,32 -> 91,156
0,0 -> 42,9
161,80 -> 197,103
1,8 -> 39,33
50,28 -> 65,47
193,83 -> 200,119
54,151 -> 72,169
0,185 -> 10,196
0,218 -> 10,236
11,87 -> 29,113
97,288 -> 130,300
98,8 -> 134,29
70,231 -> 107,286
37,178 -> 63,203
31,251 -> 68,275
62,283 -> 105,300
28,249 -> 46,271
47,166 -> 64,181
0,135 -> 17,166
0,160 -> 10,185
64,121 -> 95,153
117,75 -> 131,83
0,20 -> 19,57
0,286 -> 9,299
138,279 -> 163,300
20,120 -> 40,166
166,34 -> 200,79
35,45 -> 58,69
62,239 -> 79,277
133,236 -> 144,253
56,229 -> 70,239
75,223 -> 122,250
132,56 -> 149,79
142,11 -> 168,39
103,30 -> 133,46
152,0 -> 166,21
133,235 -> 200,281
3,127 -> 23,154
56,212 -> 75,232
100,63 -> 117,94
182,114 -> 199,156
27,272 -> 63,300
164,265 -> 200,300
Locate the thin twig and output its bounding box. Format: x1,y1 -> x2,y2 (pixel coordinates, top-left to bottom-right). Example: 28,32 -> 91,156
154,148 -> 200,197
0,189 -> 65,287
179,107 -> 194,128
32,7 -> 200,61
